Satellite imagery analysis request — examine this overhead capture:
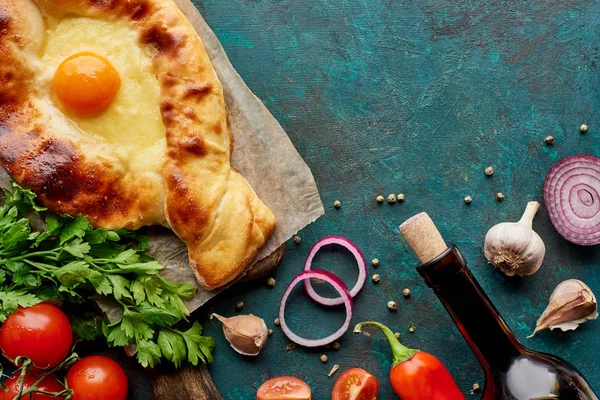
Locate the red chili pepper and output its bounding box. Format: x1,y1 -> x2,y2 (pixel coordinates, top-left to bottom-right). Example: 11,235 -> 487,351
355,321 -> 465,400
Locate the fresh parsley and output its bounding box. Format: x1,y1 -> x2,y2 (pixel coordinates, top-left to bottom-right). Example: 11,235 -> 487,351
0,183 -> 215,367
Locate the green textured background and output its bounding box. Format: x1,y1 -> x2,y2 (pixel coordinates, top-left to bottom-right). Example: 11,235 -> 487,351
193,0 -> 600,398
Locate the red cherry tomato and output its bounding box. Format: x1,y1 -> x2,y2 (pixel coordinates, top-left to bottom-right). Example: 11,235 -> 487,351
257,376 -> 312,400
0,303 -> 72,369
66,356 -> 128,400
332,368 -> 379,400
0,371 -> 64,400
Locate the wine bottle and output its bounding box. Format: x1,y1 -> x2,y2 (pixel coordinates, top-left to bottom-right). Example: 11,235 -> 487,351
400,213 -> 598,400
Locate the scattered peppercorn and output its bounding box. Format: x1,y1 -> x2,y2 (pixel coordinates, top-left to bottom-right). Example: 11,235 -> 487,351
320,354 -> 328,363
285,343 -> 296,352
472,383 -> 481,393
387,301 -> 398,312
397,193 -> 405,202
485,166 -> 494,176
394,332 -> 401,340
293,235 -> 301,244
372,274 -> 380,283
268,329 -> 273,336
464,196 -> 473,204
545,135 -> 554,145
332,342 -> 341,350
328,364 -> 340,378
235,301 -> 244,310
402,288 -> 411,298
371,258 -> 379,267
334,200 -> 341,209
387,194 -> 397,203
267,277 -> 276,287
580,124 -> 588,133
376,195 -> 384,204
274,318 -> 280,326
408,323 -> 416,333
496,192 -> 505,201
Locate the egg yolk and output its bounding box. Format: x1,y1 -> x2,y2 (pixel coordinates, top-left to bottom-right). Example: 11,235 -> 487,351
53,52 -> 121,116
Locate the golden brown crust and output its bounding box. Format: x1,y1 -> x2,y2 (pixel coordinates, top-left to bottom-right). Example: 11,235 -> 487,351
0,0 -> 276,289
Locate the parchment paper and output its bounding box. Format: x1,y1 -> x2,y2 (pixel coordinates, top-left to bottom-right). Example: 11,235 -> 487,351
147,1 -> 324,311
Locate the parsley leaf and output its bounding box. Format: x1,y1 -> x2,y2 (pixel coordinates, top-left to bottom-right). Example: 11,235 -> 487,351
61,238 -> 91,259
0,290 -> 41,322
137,339 -> 162,368
3,183 -> 47,213
114,261 -> 164,275
123,308 -> 154,341
45,215 -> 61,234
54,261 -> 90,287
134,302 -> 180,326
111,249 -> 140,265
157,330 -> 187,368
107,275 -> 133,301
180,322 -> 215,365
89,274 -> 113,296
59,215 -> 91,245
106,324 -> 131,347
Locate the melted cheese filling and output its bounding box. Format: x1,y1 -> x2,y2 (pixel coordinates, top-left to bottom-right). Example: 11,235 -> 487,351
40,17 -> 165,173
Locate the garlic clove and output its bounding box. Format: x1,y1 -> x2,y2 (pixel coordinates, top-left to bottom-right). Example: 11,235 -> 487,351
530,279 -> 598,337
484,201 -> 546,277
211,313 -> 269,356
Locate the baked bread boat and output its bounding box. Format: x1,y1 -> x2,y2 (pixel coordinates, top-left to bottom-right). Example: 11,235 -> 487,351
0,0 -> 276,289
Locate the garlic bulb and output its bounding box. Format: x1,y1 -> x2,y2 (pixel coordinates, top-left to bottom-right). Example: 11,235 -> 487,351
211,313 -> 269,356
484,201 -> 546,276
530,279 -> 598,337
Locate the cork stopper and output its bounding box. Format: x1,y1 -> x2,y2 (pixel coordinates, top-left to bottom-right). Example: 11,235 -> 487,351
399,212 -> 448,263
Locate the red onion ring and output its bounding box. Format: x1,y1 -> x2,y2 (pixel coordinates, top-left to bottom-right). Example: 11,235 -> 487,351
544,155 -> 600,246
303,236 -> 366,306
279,270 -> 353,347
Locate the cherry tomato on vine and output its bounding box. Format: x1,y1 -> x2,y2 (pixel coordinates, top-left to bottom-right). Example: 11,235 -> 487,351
66,355 -> 128,400
0,371 -> 64,400
0,303 -> 72,369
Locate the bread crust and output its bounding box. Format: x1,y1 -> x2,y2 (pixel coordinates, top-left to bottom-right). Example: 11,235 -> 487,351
0,0 -> 276,289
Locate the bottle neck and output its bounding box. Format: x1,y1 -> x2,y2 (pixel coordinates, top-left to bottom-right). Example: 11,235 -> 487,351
417,246 -> 525,370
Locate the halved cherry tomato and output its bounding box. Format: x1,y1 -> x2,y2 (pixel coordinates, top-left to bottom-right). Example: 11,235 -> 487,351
0,303 -> 72,369
332,368 -> 379,400
257,376 -> 312,400
0,371 -> 64,400
66,356 -> 128,400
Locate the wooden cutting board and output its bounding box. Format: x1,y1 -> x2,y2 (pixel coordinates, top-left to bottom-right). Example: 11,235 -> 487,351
144,245 -> 285,399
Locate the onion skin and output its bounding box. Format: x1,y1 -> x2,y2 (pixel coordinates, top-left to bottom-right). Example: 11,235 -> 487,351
279,270 -> 353,348
544,155 -> 600,246
303,236 -> 367,306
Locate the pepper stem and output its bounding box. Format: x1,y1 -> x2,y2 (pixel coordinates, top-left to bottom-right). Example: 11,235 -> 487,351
354,321 -> 419,367
518,201 -> 540,228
